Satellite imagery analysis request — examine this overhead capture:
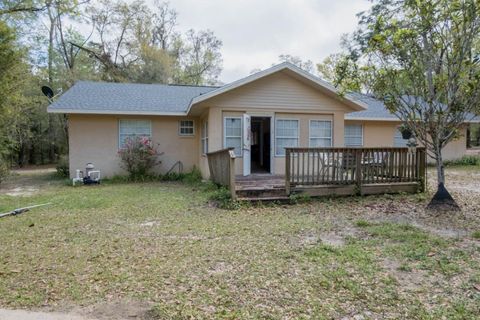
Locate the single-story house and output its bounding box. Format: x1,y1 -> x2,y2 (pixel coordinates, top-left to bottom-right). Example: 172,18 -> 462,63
48,62 -> 476,179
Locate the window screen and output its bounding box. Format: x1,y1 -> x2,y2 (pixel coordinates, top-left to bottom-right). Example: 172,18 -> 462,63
275,119 -> 299,156
224,118 -> 242,156
344,124 -> 363,147
309,120 -> 332,147
119,120 -> 151,148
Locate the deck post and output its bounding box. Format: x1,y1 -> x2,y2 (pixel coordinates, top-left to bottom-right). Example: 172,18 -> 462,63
355,148 -> 362,194
207,148 -> 237,200
285,148 -> 291,195
417,148 -> 426,193
229,149 -> 237,200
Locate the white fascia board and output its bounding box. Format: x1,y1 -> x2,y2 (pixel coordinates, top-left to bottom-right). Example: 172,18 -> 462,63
345,117 -> 400,122
47,108 -> 187,116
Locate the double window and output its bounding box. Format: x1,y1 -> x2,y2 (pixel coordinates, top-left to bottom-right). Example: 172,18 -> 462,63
119,120 -> 151,148
344,124 -> 363,147
309,120 -> 332,147
179,120 -> 195,136
201,121 -> 208,155
275,119 -> 299,156
224,117 -> 242,156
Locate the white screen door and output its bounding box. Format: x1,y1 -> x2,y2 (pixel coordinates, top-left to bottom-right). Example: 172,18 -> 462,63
243,114 -> 251,176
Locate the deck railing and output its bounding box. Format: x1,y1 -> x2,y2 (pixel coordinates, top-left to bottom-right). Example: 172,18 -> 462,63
285,147 -> 426,195
206,148 -> 237,200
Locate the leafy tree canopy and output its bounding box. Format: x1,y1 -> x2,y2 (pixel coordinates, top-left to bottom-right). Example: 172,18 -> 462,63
341,0 -> 480,207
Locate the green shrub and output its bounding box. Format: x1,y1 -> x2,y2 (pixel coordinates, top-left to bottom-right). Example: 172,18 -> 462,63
118,136 -> 163,179
161,172 -> 185,181
472,231 -> 480,239
0,158 -> 9,184
208,187 -> 240,209
444,155 -> 480,167
103,174 -> 160,184
55,155 -> 69,178
289,192 -> 311,204
355,219 -> 371,227
182,166 -> 202,184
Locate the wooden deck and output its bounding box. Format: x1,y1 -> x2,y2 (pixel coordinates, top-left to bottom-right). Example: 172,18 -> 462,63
207,147 -> 427,202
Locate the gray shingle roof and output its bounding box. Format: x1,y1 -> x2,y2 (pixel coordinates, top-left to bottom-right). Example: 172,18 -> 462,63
48,80 -> 480,122
347,92 -> 480,122
346,93 -> 399,120
48,81 -> 219,114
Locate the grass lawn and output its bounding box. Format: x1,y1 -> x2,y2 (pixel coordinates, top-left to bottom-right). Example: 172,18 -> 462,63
0,167 -> 479,319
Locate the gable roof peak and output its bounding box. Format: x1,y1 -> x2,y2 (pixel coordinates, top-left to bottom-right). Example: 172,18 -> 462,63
188,62 -> 368,112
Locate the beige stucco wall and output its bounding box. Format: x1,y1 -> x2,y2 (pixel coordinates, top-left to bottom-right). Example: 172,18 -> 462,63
68,114 -> 200,178
345,120 -> 467,162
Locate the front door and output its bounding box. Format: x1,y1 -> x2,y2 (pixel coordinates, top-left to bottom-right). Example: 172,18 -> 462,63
250,117 -> 272,173
242,114 -> 251,176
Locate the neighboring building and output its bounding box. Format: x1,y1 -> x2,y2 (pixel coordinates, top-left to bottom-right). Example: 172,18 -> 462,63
47,62 -> 477,178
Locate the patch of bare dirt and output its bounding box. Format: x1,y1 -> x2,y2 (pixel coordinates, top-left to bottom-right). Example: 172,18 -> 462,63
13,166 -> 56,175
297,231 -> 321,247
207,262 -> 234,275
3,186 -> 39,197
445,170 -> 480,193
346,166 -> 480,237
0,168 -> 59,196
381,258 -> 429,292
70,299 -> 153,320
296,225 -> 359,248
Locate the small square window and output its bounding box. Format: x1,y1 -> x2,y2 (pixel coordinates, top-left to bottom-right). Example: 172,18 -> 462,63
179,120 -> 194,136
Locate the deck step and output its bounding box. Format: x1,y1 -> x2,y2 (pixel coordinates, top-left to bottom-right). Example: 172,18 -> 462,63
237,196 -> 290,203
236,187 -> 287,199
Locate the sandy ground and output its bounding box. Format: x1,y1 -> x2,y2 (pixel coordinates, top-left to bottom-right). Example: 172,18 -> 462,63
0,167 -> 57,197
0,299 -> 152,320
0,309 -> 93,320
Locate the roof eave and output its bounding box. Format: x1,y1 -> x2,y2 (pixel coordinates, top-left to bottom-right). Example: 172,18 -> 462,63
345,117 -> 400,121
47,108 -> 187,116
346,116 -> 480,123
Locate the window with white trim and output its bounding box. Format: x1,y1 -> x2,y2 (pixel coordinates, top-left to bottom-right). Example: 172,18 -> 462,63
201,121 -> 208,155
119,120 -> 152,148
309,120 -> 332,147
275,119 -> 299,156
224,117 -> 242,156
344,124 -> 363,147
179,120 -> 194,136
394,128 -> 408,147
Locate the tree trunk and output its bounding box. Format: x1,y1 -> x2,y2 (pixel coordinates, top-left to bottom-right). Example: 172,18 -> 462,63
48,6 -> 55,87
427,146 -> 459,210
436,151 -> 445,186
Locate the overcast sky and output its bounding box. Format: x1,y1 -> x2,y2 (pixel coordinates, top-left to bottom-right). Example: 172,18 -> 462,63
165,0 -> 372,83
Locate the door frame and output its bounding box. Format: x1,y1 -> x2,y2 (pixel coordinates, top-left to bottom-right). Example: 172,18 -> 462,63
248,113 -> 274,175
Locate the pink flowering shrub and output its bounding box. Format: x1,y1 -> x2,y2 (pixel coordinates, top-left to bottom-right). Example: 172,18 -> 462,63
118,136 -> 163,178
